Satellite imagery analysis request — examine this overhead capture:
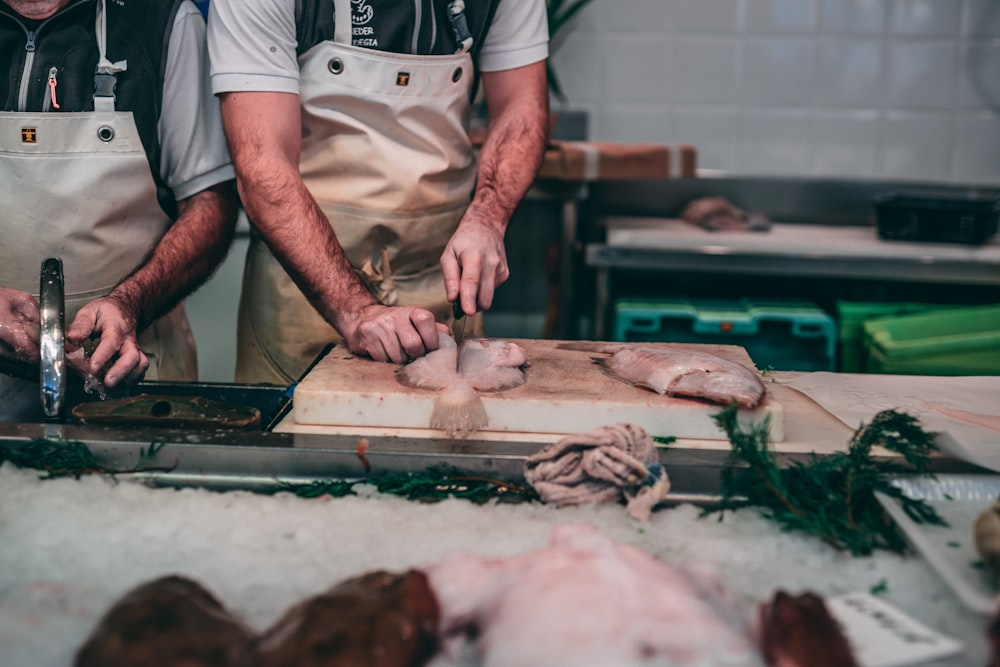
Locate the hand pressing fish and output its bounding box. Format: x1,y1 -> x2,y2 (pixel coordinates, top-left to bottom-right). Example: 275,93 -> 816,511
559,342 -> 766,409
397,332 -> 529,439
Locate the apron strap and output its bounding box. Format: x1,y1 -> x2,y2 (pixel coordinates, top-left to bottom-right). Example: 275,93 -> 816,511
332,0 -> 352,45
447,0 -> 473,54
93,0 -> 128,112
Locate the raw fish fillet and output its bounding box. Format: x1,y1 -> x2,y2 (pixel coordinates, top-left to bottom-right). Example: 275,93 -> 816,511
561,342 -> 766,409
397,333 -> 528,438
425,524 -> 765,667
424,524 -> 859,667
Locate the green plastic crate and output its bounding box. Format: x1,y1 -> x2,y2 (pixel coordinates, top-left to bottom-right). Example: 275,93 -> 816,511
614,298 -> 835,371
836,301 -> 953,372
862,304 -> 1000,376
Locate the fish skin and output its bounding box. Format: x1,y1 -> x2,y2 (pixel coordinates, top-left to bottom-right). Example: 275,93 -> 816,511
396,333 -> 529,438
561,342 -> 765,409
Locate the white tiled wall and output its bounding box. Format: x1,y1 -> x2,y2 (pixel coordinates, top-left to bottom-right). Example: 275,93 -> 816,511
553,0 -> 1000,184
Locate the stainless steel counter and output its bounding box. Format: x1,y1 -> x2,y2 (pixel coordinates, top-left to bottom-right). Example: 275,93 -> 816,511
0,369 -> 984,502
587,218 -> 1000,338
0,420 -> 744,503
581,176 -> 1000,339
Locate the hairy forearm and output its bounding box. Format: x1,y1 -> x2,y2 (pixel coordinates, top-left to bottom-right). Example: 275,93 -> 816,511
107,181 -> 239,331
221,95 -> 377,337
471,67 -> 549,230
239,161 -> 377,333
473,109 -> 548,226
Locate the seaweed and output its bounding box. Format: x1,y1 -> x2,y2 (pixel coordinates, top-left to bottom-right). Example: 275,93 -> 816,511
0,439 -> 534,505
1,404 -> 947,552
707,404 -> 946,555
266,465 -> 537,505
0,438 -> 168,479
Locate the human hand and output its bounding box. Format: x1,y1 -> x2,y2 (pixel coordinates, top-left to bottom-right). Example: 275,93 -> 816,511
342,304 -> 443,364
0,287 -> 41,363
440,215 -> 509,316
66,297 -> 149,389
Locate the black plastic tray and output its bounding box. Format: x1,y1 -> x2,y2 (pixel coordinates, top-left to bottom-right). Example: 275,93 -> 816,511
873,193 -> 999,245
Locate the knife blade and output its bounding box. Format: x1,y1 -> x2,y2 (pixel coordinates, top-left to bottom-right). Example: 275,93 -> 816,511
39,257 -> 66,422
451,300 -> 468,347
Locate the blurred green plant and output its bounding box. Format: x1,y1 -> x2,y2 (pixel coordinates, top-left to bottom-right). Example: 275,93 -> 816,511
547,0 -> 596,103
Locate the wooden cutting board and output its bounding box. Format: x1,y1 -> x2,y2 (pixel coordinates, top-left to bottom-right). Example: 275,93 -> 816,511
290,339 -> 784,441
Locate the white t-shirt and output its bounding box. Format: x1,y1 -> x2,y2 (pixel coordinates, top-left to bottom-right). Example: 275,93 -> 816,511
208,0 -> 549,96
161,1 -> 235,201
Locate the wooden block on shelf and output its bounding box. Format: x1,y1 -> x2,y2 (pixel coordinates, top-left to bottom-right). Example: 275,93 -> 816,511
537,141 -> 697,182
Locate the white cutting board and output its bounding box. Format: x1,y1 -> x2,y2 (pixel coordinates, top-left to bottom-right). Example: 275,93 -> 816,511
787,372 -> 1000,471
290,339 -> 783,441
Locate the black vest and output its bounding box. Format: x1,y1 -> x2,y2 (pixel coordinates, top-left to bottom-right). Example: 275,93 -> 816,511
0,0 -> 185,218
294,0 -> 502,93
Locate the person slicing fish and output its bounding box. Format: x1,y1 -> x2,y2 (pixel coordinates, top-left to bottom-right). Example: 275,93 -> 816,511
0,0 -> 238,392
207,0 -> 550,383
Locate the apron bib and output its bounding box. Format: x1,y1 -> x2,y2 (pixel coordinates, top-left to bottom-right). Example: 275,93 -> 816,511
235,0 -> 480,384
0,0 -> 196,387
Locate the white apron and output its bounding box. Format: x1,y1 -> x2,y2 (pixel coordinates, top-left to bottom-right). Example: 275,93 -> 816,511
0,0 -> 197,390
235,0 -> 481,384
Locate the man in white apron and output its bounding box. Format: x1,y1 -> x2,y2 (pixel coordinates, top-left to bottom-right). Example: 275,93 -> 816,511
208,0 -> 549,384
0,0 -> 238,394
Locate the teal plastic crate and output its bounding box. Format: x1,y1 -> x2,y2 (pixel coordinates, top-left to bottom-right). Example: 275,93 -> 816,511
862,303 -> 1000,376
614,298 -> 836,371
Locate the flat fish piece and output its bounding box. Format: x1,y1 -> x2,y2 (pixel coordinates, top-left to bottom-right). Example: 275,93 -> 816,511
561,342 -> 765,409
396,334 -> 529,438
424,524 -> 767,667
397,336 -> 528,393
458,338 -> 530,392
425,524 -> 857,667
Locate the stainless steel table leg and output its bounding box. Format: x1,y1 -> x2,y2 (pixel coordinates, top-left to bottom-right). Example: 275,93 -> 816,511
595,266 -> 609,340
557,198 -> 578,339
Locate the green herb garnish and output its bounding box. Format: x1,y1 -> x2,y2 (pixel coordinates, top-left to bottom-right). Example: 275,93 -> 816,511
707,405 -> 946,555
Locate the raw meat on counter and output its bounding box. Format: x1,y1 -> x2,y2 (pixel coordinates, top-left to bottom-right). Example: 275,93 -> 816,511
73,527 -> 862,667
254,569 -> 440,667
75,571 -> 439,667
424,523 -> 858,667
559,342 -> 766,409
679,196 -> 771,233
397,333 -> 529,438
74,575 -> 254,667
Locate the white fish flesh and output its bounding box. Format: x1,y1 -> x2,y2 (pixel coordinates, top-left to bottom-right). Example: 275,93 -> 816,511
424,524 -> 859,667
397,333 -> 528,438
561,342 -> 766,409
